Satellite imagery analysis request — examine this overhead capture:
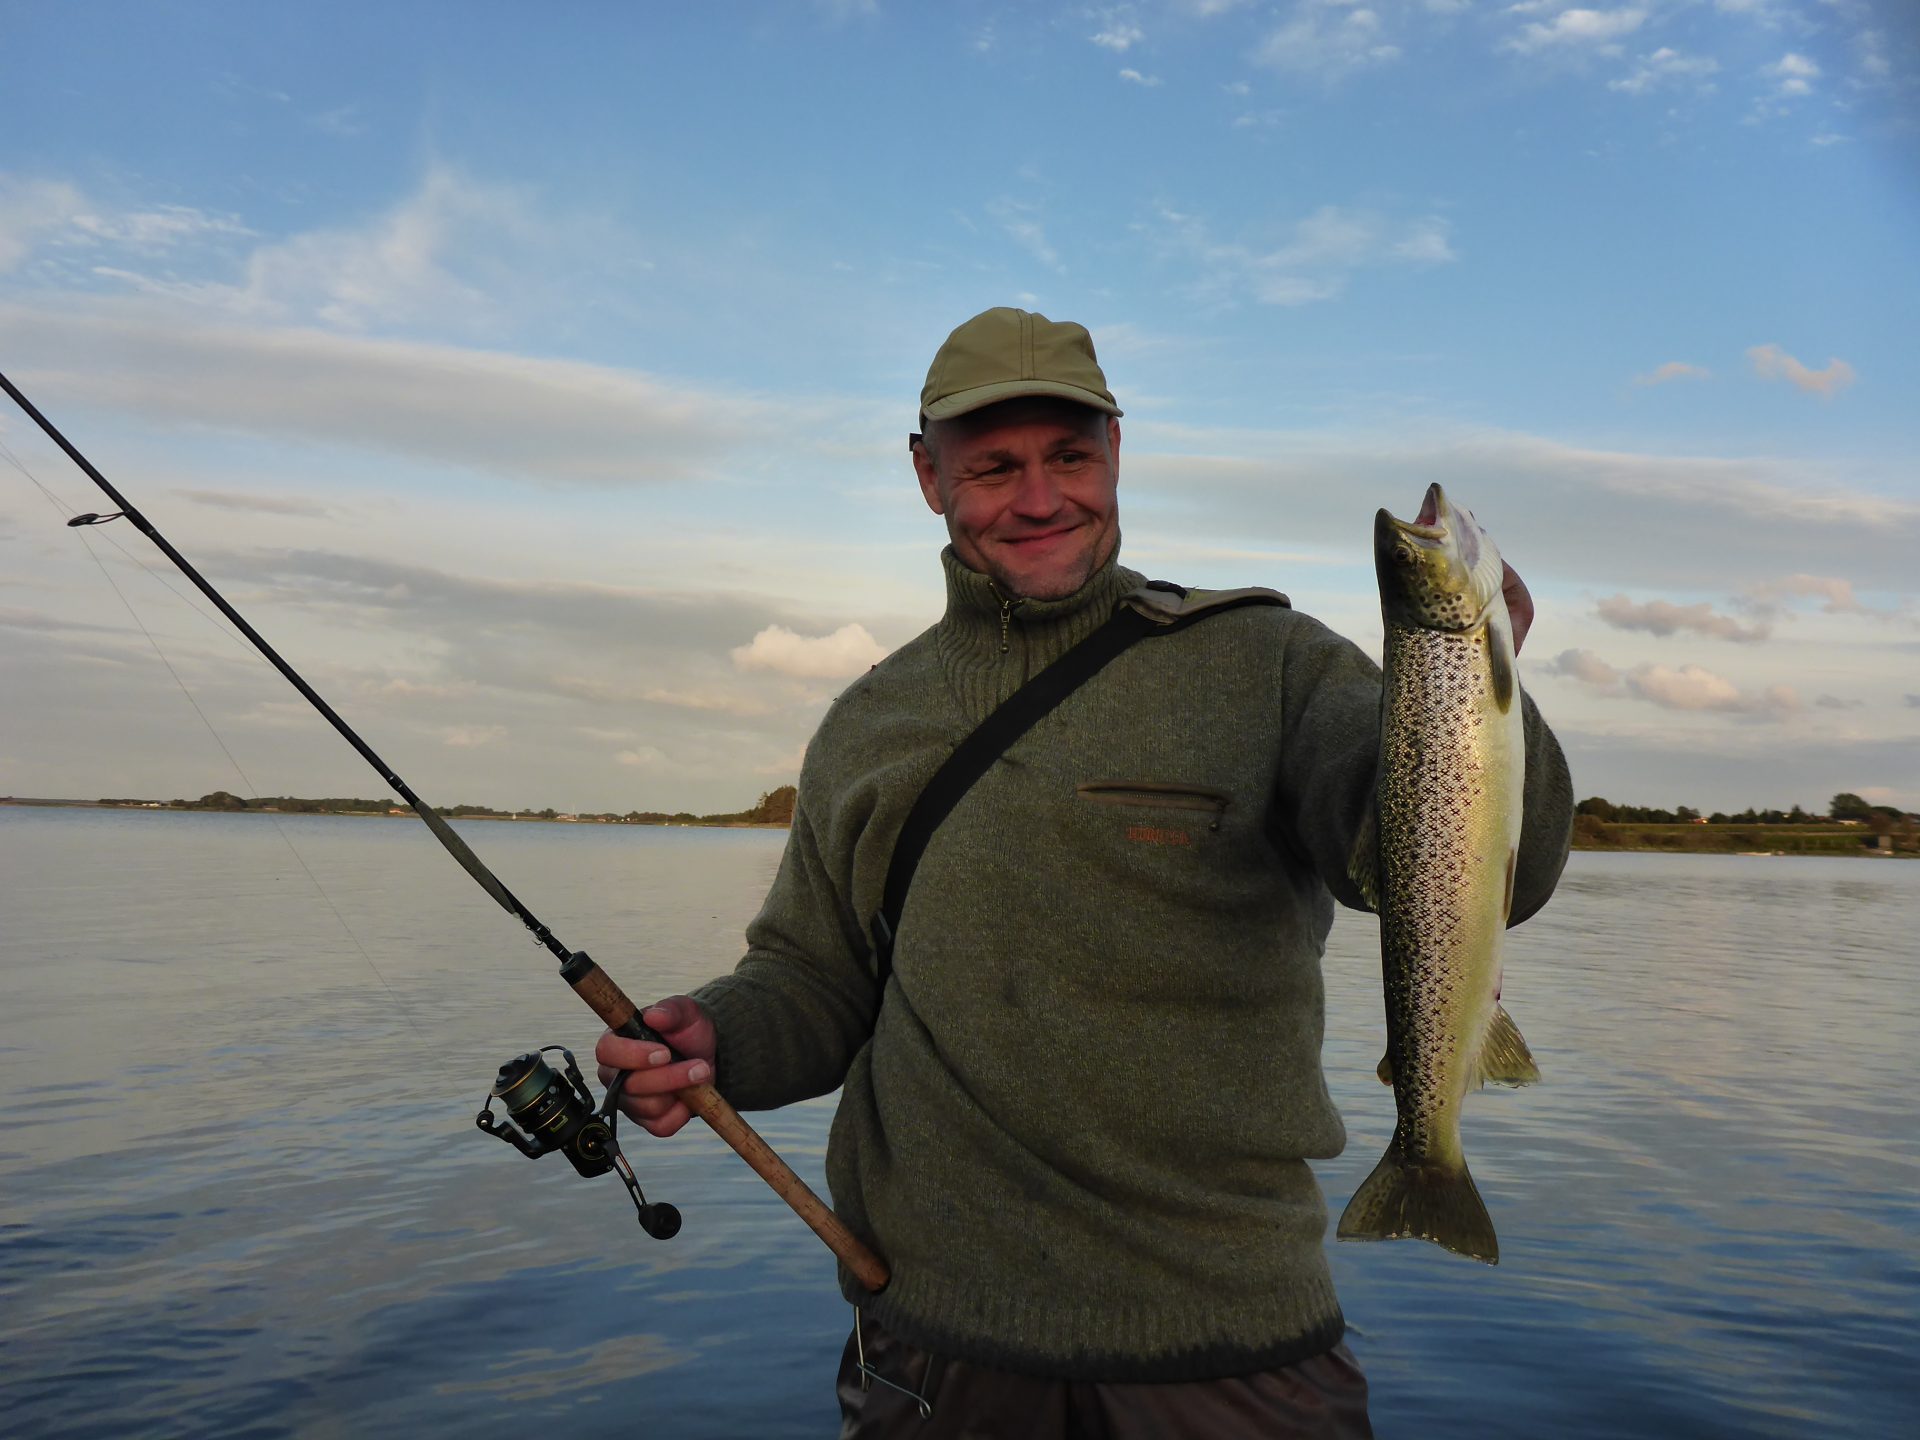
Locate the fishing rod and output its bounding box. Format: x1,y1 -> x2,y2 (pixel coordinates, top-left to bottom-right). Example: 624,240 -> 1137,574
0,367 -> 889,1293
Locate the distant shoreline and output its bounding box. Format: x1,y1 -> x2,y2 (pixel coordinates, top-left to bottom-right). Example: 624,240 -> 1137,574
9,796 -> 1914,856
0,797 -> 790,829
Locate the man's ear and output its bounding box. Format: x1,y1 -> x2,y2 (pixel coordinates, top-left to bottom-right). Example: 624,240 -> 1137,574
1108,417 -> 1122,477
912,441 -> 946,516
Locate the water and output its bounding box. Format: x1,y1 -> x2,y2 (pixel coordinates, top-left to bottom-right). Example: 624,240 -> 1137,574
2,807 -> 1915,1438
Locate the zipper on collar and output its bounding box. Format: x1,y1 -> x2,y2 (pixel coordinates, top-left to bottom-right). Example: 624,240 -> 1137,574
989,582 -> 1022,654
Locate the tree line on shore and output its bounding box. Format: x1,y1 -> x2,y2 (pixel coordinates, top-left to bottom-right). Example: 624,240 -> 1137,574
1575,792 -> 1913,826
102,785 -> 800,826
1573,792 -> 1917,854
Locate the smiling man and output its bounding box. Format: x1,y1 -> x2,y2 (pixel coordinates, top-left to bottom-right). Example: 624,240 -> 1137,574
599,308 -> 1574,1438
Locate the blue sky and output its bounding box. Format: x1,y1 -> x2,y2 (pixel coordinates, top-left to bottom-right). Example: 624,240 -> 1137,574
2,0 -> 1916,814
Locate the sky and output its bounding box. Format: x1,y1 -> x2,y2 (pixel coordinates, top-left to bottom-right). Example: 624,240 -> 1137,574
2,0 -> 1916,817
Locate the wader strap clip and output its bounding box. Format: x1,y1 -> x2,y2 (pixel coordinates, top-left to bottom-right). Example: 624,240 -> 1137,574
854,1309 -> 936,1420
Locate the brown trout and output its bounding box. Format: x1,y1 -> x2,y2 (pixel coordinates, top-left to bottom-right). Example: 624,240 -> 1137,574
1337,482 -> 1538,1264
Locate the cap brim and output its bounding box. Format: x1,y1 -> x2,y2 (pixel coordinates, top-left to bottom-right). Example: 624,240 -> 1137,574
922,378 -> 1122,422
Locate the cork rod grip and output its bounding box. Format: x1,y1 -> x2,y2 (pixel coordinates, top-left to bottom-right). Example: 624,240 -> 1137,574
558,951 -> 890,1293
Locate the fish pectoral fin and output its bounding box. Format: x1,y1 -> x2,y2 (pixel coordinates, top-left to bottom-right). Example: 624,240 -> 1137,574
1336,1145 -> 1500,1264
1375,1051 -> 1394,1086
1346,802 -> 1381,911
1471,1004 -> 1541,1088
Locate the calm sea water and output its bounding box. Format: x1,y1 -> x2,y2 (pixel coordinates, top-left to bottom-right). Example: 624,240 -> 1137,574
2,806 -> 1915,1438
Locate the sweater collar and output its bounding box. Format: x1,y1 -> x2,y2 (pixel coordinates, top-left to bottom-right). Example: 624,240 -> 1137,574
935,545 -> 1144,717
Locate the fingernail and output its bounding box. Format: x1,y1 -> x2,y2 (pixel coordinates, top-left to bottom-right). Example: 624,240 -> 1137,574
687,1062 -> 712,1084
647,1050 -> 670,1067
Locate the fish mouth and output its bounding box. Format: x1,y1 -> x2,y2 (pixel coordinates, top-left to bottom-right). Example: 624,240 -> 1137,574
1377,482 -> 1451,545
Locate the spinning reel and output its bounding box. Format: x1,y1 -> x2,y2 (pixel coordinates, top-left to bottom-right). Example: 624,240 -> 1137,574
475,1045 -> 682,1240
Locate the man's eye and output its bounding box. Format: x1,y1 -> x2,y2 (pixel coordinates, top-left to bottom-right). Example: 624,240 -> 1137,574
1054,451 -> 1088,466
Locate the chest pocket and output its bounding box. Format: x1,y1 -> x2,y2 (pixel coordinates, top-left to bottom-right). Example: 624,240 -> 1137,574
1075,779 -> 1233,845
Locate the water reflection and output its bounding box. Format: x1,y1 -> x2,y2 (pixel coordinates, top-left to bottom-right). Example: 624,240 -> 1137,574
2,811 -> 1916,1438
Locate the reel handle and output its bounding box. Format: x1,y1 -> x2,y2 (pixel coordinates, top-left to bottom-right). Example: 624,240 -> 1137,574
559,950 -> 890,1293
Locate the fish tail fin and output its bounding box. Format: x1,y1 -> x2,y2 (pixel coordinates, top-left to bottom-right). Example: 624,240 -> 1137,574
1337,1145 -> 1500,1264
1472,1004 -> 1540,1088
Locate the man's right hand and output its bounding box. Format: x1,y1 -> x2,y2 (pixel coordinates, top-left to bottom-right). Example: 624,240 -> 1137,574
594,995 -> 717,1137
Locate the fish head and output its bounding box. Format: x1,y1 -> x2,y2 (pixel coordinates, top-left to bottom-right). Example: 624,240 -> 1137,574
1374,483 -> 1506,632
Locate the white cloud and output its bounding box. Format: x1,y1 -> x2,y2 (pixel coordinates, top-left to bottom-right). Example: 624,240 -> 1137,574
441,724 -> 506,747
1627,663 -> 1799,716
1762,51 -> 1821,97
1504,7 -> 1648,56
1119,68 -> 1165,86
730,623 -> 888,680
987,196 -> 1061,269
1,299 -> 793,486
1596,594 -> 1771,642
69,205 -> 252,250
1548,649 -> 1799,715
307,105 -> 369,139
1854,28 -> 1893,82
1546,648 -> 1622,687
50,164 -> 626,341
614,745 -> 671,770
1610,47 -> 1720,94
1148,202 -> 1456,307
1255,3 -> 1402,78
1092,21 -> 1145,52
0,177 -> 86,270
172,488 -> 331,517
1747,343 -> 1856,396
1633,360 -> 1711,385
1391,218 -> 1457,264
1744,573 -> 1899,619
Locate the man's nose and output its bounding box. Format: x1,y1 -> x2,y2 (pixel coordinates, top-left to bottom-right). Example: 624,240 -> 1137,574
1007,461 -> 1063,518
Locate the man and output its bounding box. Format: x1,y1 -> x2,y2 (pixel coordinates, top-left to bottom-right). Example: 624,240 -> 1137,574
599,308 -> 1574,1437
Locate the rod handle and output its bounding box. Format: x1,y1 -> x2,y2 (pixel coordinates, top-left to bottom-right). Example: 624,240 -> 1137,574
560,951 -> 889,1293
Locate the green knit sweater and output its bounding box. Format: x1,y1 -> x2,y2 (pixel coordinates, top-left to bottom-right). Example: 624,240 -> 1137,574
695,547 -> 1573,1382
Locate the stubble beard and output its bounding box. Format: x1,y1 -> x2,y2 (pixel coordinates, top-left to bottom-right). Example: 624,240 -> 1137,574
986,523 -> 1120,603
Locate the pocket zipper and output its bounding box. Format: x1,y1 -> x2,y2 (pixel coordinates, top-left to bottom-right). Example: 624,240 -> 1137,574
1075,781 -> 1232,830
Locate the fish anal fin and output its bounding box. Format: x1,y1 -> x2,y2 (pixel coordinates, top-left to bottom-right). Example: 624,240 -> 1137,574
1336,1145 -> 1499,1264
1471,1003 -> 1540,1088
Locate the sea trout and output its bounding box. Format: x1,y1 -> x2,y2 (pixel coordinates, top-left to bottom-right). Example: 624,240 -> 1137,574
1337,482 -> 1538,1265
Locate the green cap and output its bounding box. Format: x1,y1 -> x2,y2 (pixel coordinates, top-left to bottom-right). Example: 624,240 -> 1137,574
920,307 -> 1122,422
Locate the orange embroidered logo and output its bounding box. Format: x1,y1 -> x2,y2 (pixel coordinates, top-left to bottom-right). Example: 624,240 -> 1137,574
1126,824 -> 1192,847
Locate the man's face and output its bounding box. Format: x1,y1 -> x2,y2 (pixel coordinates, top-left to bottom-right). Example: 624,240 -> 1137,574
913,398 -> 1122,602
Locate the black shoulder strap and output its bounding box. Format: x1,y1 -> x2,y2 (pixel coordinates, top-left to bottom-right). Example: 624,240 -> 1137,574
868,588 -> 1281,989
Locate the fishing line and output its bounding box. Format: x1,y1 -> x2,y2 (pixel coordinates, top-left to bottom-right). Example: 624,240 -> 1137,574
0,427 -> 430,1045
0,368 -> 890,1286
0,433 -> 246,648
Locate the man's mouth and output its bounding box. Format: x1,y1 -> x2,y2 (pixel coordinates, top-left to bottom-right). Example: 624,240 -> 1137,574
1000,523 -> 1080,550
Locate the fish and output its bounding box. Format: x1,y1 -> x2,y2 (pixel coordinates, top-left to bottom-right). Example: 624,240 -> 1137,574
1336,481 -> 1539,1265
